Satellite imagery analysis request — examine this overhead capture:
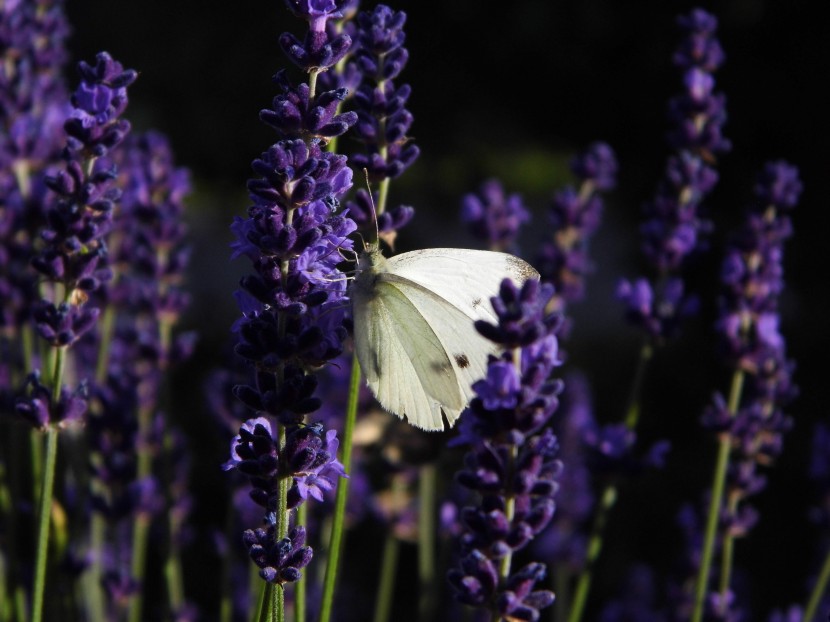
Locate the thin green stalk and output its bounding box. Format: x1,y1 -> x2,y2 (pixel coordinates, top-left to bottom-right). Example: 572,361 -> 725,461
254,582 -> 273,622
318,354 -> 361,622
803,541 -> 830,622
127,515 -> 151,622
566,485 -> 616,622
295,502 -> 308,622
567,342 -> 652,622
372,533 -> 399,622
274,424 -> 289,622
30,425 -> 58,622
553,567 -> 571,622
691,368 -> 744,622
418,464 -> 437,621
127,402 -> 155,622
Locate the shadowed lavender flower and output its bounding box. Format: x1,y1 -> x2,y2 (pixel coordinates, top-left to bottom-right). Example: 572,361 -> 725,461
280,0 -> 353,71
66,127 -> 195,619
448,279 -> 563,621
461,179 -> 530,253
530,373 -> 595,574
692,161 -> 801,620
0,0 -> 71,342
618,8 -> 729,342
345,4 -> 418,243
711,162 -> 800,528
244,523 -> 313,586
536,142 -> 617,313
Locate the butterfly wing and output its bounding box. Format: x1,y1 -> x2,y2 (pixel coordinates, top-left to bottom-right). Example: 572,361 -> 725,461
378,273 -> 500,419
384,248 -> 539,325
351,276 -> 466,431
351,247 -> 539,431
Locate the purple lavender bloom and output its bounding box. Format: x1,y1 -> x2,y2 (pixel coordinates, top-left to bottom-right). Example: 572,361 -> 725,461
243,523 -> 313,585
531,373 -> 595,573
694,162 -> 801,615
280,0 -> 353,71
349,4 -> 419,184
226,417 -> 345,512
0,0 -> 71,351
619,8 -> 729,341
15,371 -> 87,430
12,52 -> 136,430
260,71 -> 358,144
461,179 -> 530,252
345,187 -> 414,241
448,279 -> 562,620
536,142 -> 617,311
616,275 -> 699,342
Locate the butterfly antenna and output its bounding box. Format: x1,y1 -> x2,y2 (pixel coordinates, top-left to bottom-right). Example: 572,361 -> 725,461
363,168 -> 380,250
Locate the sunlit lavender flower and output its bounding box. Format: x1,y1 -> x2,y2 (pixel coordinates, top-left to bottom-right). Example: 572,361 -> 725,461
536,142 -> 617,313
14,52 -> 136,427
618,8 -> 729,342
448,279 -> 562,621
225,1 -> 358,589
461,179 -> 529,253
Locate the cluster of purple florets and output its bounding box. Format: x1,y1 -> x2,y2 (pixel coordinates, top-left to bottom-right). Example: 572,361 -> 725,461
448,279 -> 563,621
703,161 -> 800,552
14,52 -> 136,429
536,142 -> 617,311
618,8 -> 730,341
344,4 -> 417,235
224,0 -> 361,586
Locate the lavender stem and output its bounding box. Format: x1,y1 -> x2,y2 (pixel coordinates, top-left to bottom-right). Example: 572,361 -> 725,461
318,355 -> 361,622
30,425 -> 58,622
692,367 -> 745,622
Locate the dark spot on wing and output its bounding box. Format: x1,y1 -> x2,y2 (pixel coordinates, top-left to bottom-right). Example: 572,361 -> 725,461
454,354 -> 470,368
472,298 -> 482,308
430,361 -> 452,375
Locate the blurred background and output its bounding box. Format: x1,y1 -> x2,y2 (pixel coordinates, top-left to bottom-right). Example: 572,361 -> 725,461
58,0 -> 829,617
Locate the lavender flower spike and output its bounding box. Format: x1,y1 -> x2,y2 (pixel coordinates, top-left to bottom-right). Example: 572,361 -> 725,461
618,8 -> 729,342
449,279 -> 563,621
461,179 -> 530,253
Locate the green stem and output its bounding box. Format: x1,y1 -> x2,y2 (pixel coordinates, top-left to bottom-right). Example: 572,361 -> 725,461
553,567 -> 571,622
803,541 -> 830,622
127,403 -> 155,622
30,426 -> 58,622
318,354 -> 361,622
274,424 -> 289,622
372,532 -> 399,622
567,485 -> 616,622
418,464 -> 437,621
691,369 -> 744,622
295,502 -> 308,622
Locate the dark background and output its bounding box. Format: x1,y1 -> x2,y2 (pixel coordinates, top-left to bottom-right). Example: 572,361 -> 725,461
61,0 -> 829,618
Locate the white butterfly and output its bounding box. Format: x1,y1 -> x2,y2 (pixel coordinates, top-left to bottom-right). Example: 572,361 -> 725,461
350,244 -> 539,431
